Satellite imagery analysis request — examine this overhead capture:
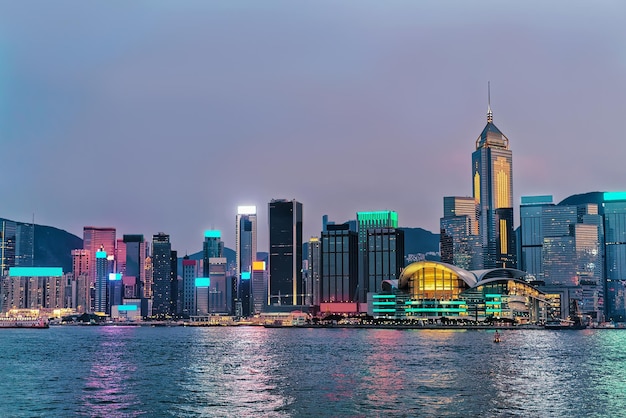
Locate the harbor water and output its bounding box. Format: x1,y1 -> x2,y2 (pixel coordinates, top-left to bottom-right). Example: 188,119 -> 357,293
2,326 -> 626,417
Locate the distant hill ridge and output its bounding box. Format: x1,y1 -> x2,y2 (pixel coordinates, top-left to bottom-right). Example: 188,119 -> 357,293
0,217 -> 83,273
1,218 -> 440,274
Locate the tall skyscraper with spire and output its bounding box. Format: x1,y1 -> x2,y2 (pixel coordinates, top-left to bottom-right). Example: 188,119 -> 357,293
472,90 -> 516,268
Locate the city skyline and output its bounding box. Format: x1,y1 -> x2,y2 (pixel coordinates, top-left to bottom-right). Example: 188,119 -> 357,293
1,2 -> 625,253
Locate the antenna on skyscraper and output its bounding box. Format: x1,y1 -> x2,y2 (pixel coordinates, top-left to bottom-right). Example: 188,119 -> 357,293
487,81 -> 493,123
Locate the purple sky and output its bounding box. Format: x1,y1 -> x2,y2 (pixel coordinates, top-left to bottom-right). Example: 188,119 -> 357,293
1,1 -> 625,254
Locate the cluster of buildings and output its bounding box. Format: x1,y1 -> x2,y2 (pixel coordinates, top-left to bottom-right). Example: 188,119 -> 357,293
2,102 -> 626,325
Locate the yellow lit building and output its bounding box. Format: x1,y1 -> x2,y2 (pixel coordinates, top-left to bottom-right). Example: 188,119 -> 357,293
371,261 -> 546,324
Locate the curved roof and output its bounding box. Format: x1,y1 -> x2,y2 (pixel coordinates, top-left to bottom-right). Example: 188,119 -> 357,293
398,261 -> 478,289
473,276 -> 540,290
471,268 -> 529,282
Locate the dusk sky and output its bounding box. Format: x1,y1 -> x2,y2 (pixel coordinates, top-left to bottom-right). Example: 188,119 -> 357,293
1,2 -> 625,254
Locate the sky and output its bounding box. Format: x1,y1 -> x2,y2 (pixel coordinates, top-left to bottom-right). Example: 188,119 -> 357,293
1,1 -> 625,254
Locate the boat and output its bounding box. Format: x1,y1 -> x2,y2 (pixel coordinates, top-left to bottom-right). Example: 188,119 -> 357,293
493,331 -> 501,343
544,318 -> 586,330
544,300 -> 588,330
0,316 -> 49,329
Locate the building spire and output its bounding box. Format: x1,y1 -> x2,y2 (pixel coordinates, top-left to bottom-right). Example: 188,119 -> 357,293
487,81 -> 493,123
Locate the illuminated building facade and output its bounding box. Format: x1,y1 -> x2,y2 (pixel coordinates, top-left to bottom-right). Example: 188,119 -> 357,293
122,234 -> 146,300
366,228 -> 404,296
440,196 -> 479,270
251,261 -> 267,314
15,223 -> 34,267
1,267 -> 64,312
320,224 -> 358,303
236,206 -> 257,314
94,248 -> 109,313
472,104 -> 516,269
208,257 -> 229,314
357,211 -> 398,302
370,261 -> 545,323
519,195 -> 604,321
268,199 -> 303,306
83,227 -> 116,286
604,194 -> 626,320
308,237 -> 321,306
181,256 -> 199,316
1,220 -> 16,274
203,230 -> 223,276
152,233 -> 173,316
236,206 -> 257,284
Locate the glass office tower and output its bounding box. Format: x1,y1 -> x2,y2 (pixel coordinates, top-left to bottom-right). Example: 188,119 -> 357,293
472,105 -> 516,268
268,199 -> 303,306
320,224 -> 358,303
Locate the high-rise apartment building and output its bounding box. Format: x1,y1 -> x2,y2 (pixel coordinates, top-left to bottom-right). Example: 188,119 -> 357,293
356,211 -> 398,302
320,224 -> 358,303
268,199 -> 303,306
71,249 -> 90,278
472,103 -> 516,268
152,233 -> 172,316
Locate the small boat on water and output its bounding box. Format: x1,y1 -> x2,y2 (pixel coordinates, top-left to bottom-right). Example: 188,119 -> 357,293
544,318 -> 586,330
493,331 -> 501,343
0,316 -> 49,329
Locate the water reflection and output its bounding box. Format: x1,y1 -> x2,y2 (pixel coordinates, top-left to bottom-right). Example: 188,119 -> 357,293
80,326 -> 142,417
177,327 -> 290,417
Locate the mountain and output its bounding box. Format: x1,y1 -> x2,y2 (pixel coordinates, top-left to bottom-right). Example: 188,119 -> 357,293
399,227 -> 440,258
34,224 -> 83,272
0,217 -> 83,273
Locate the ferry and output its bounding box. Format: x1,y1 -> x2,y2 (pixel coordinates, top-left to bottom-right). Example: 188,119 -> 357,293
0,316 -> 49,329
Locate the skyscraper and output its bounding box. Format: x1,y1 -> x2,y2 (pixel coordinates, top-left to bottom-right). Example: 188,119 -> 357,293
251,261 -> 267,314
366,228 -> 405,295
122,234 -> 146,300
1,220 -> 16,274
203,230 -> 223,277
268,199 -> 303,306
181,256 -> 199,316
308,237 -> 321,306
519,195 -> 604,321
83,227 -> 116,285
471,100 -> 516,268
356,211 -> 398,302
152,233 -> 172,316
15,223 -> 34,267
236,206 -> 257,311
94,247 -> 109,313
320,224 -> 358,303
440,196 -> 479,270
236,206 -> 257,278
